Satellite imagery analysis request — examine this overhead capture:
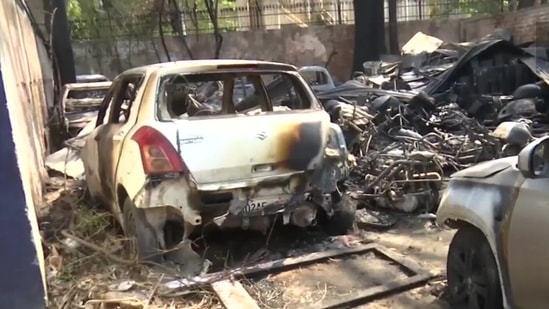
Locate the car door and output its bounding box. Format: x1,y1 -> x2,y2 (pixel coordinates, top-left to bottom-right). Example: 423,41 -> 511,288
506,141 -> 549,308
95,74 -> 144,207
82,82 -> 117,203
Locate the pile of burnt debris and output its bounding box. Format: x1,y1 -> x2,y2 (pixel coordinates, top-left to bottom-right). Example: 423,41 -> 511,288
46,30 -> 549,226
314,30 -> 549,218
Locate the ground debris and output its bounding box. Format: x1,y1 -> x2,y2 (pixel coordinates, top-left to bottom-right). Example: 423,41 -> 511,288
42,178 -> 222,309
318,30 -> 549,217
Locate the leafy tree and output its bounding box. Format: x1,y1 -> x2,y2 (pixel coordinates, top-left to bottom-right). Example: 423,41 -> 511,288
426,0 -> 516,18
67,0 -> 237,40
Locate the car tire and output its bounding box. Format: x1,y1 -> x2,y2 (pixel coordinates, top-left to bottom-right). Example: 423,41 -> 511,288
122,197 -> 163,263
447,226 -> 503,309
325,192 -> 357,236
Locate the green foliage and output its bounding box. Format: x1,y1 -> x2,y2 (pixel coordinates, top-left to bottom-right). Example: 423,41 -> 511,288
427,0 -> 511,18
67,0 -> 238,40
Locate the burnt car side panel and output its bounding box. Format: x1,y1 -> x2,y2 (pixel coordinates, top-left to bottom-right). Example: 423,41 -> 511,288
506,177 -> 549,308
275,121 -> 324,171
437,158 -> 525,309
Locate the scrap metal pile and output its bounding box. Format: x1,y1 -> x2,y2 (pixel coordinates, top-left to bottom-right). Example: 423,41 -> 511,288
316,30 -> 549,214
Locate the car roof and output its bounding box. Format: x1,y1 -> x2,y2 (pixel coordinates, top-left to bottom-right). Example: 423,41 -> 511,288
76,74 -> 110,81
120,59 -> 298,76
64,81 -> 113,89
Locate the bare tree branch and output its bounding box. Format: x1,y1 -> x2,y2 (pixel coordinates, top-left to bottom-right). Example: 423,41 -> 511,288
204,0 -> 223,58
158,0 -> 172,61
167,0 -> 194,59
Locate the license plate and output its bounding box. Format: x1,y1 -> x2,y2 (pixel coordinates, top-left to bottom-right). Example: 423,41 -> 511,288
242,197 -> 287,214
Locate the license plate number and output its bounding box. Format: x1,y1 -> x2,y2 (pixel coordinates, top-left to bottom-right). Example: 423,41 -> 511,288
242,197 -> 285,214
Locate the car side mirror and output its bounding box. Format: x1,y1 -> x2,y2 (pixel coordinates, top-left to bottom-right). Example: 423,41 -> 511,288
517,136 -> 549,178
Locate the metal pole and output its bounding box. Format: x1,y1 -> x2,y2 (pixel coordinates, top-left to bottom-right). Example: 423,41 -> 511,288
337,0 -> 342,24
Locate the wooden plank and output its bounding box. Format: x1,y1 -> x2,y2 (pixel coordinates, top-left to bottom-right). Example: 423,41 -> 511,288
212,279 -> 260,309
315,273 -> 435,309
164,242 -> 377,290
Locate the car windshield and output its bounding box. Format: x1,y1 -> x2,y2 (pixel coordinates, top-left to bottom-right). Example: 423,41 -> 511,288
67,88 -> 110,100
157,71 -> 316,120
300,70 -> 329,86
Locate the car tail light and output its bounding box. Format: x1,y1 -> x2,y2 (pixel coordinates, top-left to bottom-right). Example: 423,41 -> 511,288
131,126 -> 186,175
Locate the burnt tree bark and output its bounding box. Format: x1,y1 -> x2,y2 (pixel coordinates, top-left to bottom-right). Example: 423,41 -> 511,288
388,0 -> 399,54
49,0 -> 76,85
352,0 -> 386,76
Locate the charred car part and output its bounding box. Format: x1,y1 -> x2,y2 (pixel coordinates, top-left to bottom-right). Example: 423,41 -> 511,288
76,73 -> 110,83
81,60 -> 357,275
436,136 -> 549,309
298,66 -> 336,93
57,81 -> 112,136
311,30 -> 549,216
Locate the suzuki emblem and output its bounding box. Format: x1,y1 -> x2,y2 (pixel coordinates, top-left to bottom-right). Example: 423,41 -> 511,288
256,131 -> 267,140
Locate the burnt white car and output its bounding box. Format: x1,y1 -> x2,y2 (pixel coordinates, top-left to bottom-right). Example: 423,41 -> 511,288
60,81 -> 112,133
81,60 -> 356,267
437,135 -> 549,309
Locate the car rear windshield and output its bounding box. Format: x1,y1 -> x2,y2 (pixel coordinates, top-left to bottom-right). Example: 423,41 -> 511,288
156,71 -> 318,120
67,88 -> 110,100
300,70 -> 329,86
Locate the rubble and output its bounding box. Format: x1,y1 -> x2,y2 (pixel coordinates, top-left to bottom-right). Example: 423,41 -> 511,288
45,119 -> 95,179
317,30 -> 549,216
46,30 -> 549,240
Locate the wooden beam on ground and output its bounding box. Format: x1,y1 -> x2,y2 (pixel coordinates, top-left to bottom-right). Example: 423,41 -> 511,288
163,242 -> 377,290
211,280 -> 260,309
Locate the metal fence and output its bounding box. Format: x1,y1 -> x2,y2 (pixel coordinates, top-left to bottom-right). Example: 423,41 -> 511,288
68,0 -> 512,40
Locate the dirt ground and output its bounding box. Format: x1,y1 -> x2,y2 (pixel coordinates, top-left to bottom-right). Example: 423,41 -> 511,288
40,177 -> 454,309
358,215 -> 454,309
240,212 -> 454,309
244,251 -> 409,308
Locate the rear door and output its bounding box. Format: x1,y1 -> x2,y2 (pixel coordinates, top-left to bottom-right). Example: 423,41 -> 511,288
95,74 -> 144,202
82,85 -> 116,203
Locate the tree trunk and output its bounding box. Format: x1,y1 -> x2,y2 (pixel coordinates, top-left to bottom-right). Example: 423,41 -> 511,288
167,0 -> 194,59
388,0 -> 398,54
205,0 -> 223,58
351,0 -> 386,75
50,0 -> 76,85
518,0 -> 536,9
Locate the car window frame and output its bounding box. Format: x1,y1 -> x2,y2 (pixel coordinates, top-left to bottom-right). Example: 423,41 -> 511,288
94,81 -> 119,127
107,74 -> 145,124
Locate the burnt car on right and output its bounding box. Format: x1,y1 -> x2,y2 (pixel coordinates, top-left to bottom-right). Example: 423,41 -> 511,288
437,135 -> 549,309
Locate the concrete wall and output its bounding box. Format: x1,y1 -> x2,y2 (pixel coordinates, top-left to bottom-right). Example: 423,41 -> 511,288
0,0 -> 54,306
72,4 -> 549,82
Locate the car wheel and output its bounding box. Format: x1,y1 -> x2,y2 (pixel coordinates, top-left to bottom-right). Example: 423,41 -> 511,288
325,192 -> 357,236
122,197 -> 163,263
447,226 -> 503,309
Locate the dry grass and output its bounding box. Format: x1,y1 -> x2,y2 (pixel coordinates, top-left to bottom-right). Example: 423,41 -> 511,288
41,178 -> 223,309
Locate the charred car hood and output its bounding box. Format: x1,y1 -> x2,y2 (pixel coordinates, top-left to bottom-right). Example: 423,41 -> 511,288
451,156 -> 517,179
